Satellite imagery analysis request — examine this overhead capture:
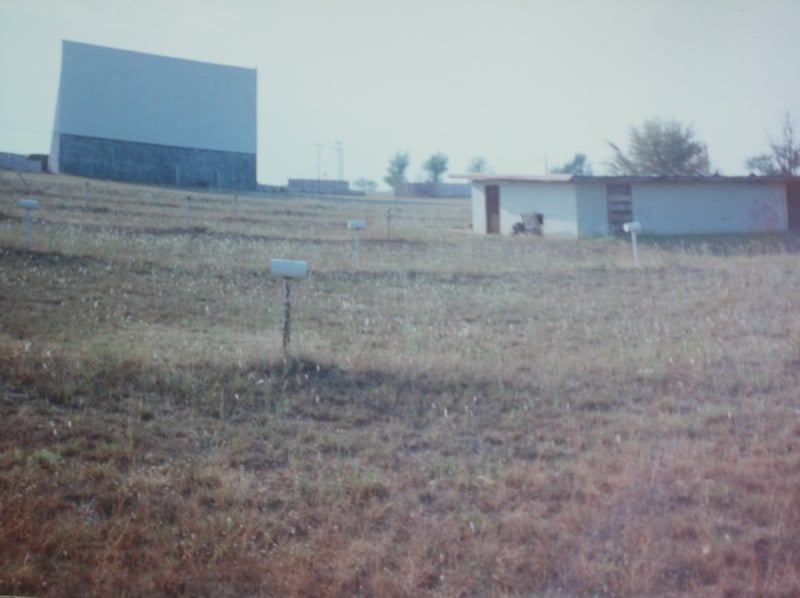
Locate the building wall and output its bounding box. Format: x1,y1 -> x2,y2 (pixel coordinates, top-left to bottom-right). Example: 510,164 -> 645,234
472,178 -> 791,237
631,181 -> 788,234
497,182 -> 578,236
471,183 -> 486,233
56,134 -> 256,189
471,181 -> 578,235
575,182 -> 610,237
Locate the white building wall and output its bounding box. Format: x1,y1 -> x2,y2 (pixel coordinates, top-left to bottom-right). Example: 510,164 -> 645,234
575,182 -> 610,237
632,181 -> 788,234
499,182 -> 578,236
471,182 -> 487,233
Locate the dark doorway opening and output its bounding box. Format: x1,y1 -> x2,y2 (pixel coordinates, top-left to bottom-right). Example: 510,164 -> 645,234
606,183 -> 633,236
788,181 -> 800,231
486,185 -> 500,233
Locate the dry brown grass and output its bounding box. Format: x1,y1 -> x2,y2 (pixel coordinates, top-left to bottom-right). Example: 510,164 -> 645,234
1,171 -> 800,596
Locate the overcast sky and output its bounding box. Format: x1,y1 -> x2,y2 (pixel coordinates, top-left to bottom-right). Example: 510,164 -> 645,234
1,0 -> 799,187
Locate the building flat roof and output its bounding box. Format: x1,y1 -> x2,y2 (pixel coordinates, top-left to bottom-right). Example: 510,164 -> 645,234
450,174 -> 572,183
451,173 -> 798,184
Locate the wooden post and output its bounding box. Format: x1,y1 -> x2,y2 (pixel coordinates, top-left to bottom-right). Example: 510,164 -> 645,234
347,220 -> 366,272
24,210 -> 32,249
631,230 -> 640,268
270,259 -> 308,353
185,195 -> 192,228
354,229 -> 361,271
282,279 -> 292,351
18,199 -> 39,250
386,207 -> 392,240
623,222 -> 642,268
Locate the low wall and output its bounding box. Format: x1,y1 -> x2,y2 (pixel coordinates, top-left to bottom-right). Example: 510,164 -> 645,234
287,179 -> 364,195
396,182 -> 470,198
52,134 -> 256,190
0,152 -> 45,173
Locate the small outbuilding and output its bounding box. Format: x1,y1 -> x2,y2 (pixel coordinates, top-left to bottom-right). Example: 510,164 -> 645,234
452,174 -> 800,237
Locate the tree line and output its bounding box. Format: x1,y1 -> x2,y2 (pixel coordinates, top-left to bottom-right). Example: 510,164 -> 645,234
383,151 -> 452,191
375,112 -> 798,194
608,112 -> 798,177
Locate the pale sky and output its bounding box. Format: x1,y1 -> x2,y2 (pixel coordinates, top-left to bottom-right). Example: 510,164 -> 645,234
1,0 -> 798,187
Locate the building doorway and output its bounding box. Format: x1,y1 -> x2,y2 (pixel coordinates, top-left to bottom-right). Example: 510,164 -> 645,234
606,183 -> 633,235
788,181 -> 800,231
485,185 -> 500,233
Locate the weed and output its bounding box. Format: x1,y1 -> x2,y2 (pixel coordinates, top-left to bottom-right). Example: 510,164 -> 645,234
31,448 -> 60,469
1,172 -> 799,595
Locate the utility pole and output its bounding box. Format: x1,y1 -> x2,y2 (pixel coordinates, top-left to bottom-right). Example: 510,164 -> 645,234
315,143 -> 322,193
335,141 -> 344,181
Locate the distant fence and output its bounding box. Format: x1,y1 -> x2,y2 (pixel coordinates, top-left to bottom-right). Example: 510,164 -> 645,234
258,184 -> 289,193
396,182 -> 470,198
0,152 -> 45,173
287,179 -> 364,196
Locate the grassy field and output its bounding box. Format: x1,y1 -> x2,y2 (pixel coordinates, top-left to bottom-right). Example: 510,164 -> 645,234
1,171 -> 799,597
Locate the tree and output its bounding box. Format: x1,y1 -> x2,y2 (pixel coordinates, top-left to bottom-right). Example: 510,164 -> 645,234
352,178 -> 377,193
746,111 -> 800,176
745,153 -> 780,176
422,152 -> 449,183
551,153 -> 593,175
607,118 -> 710,176
466,156 -> 490,173
772,112 -> 800,175
384,151 -> 410,194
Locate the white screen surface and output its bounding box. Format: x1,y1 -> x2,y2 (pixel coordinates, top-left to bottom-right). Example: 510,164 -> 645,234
54,41 -> 256,154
